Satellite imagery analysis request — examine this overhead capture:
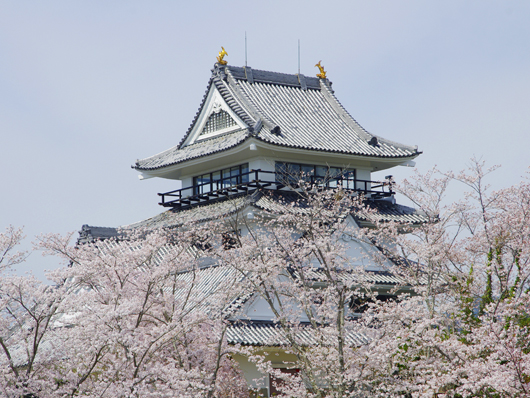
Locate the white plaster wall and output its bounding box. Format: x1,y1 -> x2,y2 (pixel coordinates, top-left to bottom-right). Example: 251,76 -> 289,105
249,158 -> 276,183
356,168 -> 371,192
242,296 -> 279,322
304,229 -> 389,271
356,168 -> 371,181
339,216 -> 394,271
232,354 -> 269,394
343,237 -> 394,271
180,176 -> 194,198
232,350 -> 300,397
249,158 -> 275,172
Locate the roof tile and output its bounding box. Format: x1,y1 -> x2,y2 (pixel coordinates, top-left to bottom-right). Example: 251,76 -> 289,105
226,321 -> 370,346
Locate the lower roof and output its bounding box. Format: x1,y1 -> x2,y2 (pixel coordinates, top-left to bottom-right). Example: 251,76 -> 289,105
78,191 -> 428,243
226,321 -> 370,347
76,191 -> 427,347
127,191 -> 428,229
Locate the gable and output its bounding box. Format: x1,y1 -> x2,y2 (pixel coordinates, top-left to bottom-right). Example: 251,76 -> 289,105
237,292 -> 310,323
336,216 -> 394,271
181,86 -> 248,146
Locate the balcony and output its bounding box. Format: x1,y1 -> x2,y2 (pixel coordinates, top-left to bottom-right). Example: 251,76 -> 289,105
158,169 -> 394,209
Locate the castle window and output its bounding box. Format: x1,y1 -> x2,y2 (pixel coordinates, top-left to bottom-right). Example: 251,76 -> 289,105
350,294 -> 397,314
222,230 -> 240,250
201,110 -> 237,136
275,162 -> 355,189
193,163 -> 249,195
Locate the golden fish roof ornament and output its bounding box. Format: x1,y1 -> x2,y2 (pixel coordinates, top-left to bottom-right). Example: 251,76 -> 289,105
315,60 -> 327,79
217,47 -> 228,65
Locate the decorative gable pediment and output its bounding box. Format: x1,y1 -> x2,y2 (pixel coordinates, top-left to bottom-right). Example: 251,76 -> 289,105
202,109 -> 237,136
182,86 -> 248,147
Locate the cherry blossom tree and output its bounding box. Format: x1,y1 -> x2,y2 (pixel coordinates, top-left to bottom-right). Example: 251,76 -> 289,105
216,187 -> 387,398
0,226 -> 73,397
0,225 -> 249,398
1,160 -> 529,397
359,160 -> 530,397
216,163 -> 530,397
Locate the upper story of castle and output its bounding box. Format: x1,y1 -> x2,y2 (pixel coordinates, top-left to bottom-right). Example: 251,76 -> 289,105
132,57 -> 421,210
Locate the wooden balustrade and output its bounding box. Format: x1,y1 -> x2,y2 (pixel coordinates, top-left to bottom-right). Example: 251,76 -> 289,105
158,169 -> 394,209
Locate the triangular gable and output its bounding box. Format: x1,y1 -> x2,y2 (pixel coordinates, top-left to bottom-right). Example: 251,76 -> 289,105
341,215 -> 395,271
181,86 -> 248,146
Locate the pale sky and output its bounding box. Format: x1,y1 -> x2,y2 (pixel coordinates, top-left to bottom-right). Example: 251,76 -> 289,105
1,1 -> 530,278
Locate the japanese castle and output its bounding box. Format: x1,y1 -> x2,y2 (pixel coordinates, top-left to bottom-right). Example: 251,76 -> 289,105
81,55 -> 425,396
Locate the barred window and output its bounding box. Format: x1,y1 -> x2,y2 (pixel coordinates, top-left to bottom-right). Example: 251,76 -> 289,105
201,110 -> 237,135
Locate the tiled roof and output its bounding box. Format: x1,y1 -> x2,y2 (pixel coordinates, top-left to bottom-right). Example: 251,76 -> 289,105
361,199 -> 429,225
253,191 -> 429,225
75,235 -> 252,318
111,191 -> 427,233
125,193 -> 254,229
171,264 -> 249,316
295,269 -> 428,286
226,321 -> 370,347
230,68 -> 416,158
110,191 -> 426,233
134,64 -> 420,171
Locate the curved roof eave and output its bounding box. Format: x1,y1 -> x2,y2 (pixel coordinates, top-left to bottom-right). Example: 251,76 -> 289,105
133,130 -> 252,172
252,134 -> 422,160
135,135 -> 421,176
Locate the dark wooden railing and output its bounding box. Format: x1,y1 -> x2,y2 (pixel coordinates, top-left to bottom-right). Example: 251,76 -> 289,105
158,169 -> 394,209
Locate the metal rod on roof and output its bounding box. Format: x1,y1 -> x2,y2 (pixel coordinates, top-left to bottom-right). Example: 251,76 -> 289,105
298,39 -> 300,75
245,32 -> 247,67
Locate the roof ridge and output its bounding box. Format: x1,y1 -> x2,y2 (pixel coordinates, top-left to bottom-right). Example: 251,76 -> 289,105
225,64 -> 321,90
228,65 -> 306,79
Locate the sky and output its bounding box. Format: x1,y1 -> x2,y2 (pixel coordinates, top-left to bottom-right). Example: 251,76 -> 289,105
1,1 -> 530,278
